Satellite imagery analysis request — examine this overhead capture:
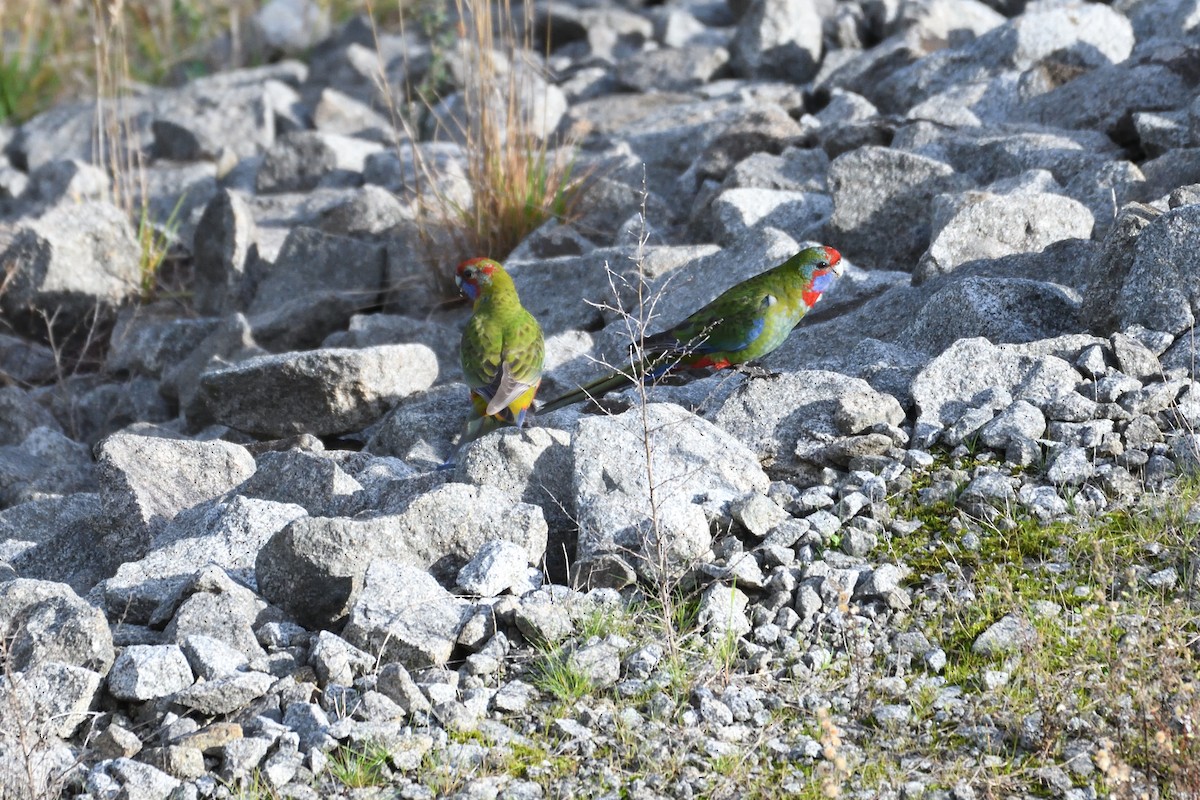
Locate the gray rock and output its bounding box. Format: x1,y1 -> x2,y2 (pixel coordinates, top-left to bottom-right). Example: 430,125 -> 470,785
1111,332 -> 1162,381
697,581 -> 751,637
172,670 -> 275,715
0,579 -> 114,674
569,640 -> 622,688
1,495 -> 111,594
96,430 -> 256,547
237,449 -> 362,516
220,737 -> 272,783
256,483 -> 546,627
245,226 -> 386,350
514,593 -> 576,646
0,333 -> 57,385
827,146 -> 971,270
714,371 -> 904,477
911,338 -> 1082,447
0,661 -> 102,743
1104,205 -> 1200,335
730,494 -> 790,539
617,46 -> 730,93
0,387 -> 59,447
0,427 -> 96,508
453,426 -> 575,578
107,308 -> 222,379
1019,43 -> 1199,137
0,200 -> 140,333
196,345 -> 437,437
572,404 -> 768,585
708,188 -> 832,246
141,569 -> 262,659
690,105 -> 809,186
879,2 -> 1132,114
971,614 -> 1036,657
96,495 -> 305,625
108,644 -> 195,701
179,634 -> 249,680
1045,445 -> 1095,486
364,383 -> 464,467
192,189 -> 259,316
456,540 -> 533,597
311,87 -> 393,139
26,158 -> 109,204
342,561 -> 471,669
898,276 -> 1081,355
976,400 -> 1046,450
256,131 -> 380,194
308,629 -> 374,688
152,84 -> 275,161
254,0 -> 331,54
915,177 -> 1093,283
730,0 -> 822,83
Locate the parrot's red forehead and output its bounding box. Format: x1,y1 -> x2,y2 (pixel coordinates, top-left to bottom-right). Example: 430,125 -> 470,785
822,246 -> 841,266
456,257 -> 497,277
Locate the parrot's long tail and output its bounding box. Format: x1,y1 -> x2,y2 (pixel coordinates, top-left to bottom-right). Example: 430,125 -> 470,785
536,369 -> 640,414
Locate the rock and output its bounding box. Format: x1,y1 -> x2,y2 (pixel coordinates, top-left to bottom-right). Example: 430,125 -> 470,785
976,400 -> 1046,450
898,276 -> 1082,355
616,45 -> 730,93
0,661 -> 102,740
730,0 -> 823,83
172,671 -> 275,715
972,614 -> 1036,657
1,494 -> 110,594
95,430 -> 256,548
152,83 -> 275,161
0,579 -> 114,674
910,338 -> 1082,447
96,495 -> 305,625
1111,204 -> 1200,336
697,582 -> 751,637
192,189 -> 259,316
0,333 -> 57,385
196,345 -> 438,437
179,635 -> 250,680
453,426 -> 575,575
236,449 -> 362,516
456,541 -> 534,597
256,131 -> 381,193
163,567 -> 272,660
1019,43 -> 1199,137
107,309 -> 221,379
708,188 -> 832,246
572,404 -> 769,585
0,427 -> 96,508
569,640 -> 622,688
342,561 -> 471,669
254,0 -> 331,54
827,146 -> 971,271
256,483 -> 546,627
714,371 -> 904,477
914,176 -> 1094,283
107,645 -> 194,701
0,200 -> 141,334
244,226 -> 387,350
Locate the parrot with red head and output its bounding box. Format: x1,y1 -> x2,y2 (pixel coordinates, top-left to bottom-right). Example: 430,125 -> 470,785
539,245 -> 843,413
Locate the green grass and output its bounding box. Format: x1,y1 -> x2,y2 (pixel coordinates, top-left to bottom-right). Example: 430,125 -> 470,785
326,742 -> 392,789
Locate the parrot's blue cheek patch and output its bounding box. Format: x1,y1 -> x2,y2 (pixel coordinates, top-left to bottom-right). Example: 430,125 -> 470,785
811,272 -> 836,294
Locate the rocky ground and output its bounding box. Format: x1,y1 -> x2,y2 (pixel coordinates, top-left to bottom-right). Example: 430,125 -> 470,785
2,0 -> 1200,797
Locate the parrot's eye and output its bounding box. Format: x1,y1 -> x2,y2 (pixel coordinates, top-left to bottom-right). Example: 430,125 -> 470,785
817,260 -> 829,269
464,268 -> 476,279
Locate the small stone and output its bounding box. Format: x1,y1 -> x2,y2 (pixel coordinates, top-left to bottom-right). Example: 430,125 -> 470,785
972,614 -> 1036,658
1045,446 -> 1094,486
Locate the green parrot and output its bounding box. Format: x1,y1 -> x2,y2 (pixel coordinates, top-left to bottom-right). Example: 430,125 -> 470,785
456,257 -> 545,442
539,245 -> 842,413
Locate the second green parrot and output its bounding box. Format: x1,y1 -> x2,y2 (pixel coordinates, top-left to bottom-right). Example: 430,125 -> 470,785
539,245 -> 842,413
456,257 -> 545,441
